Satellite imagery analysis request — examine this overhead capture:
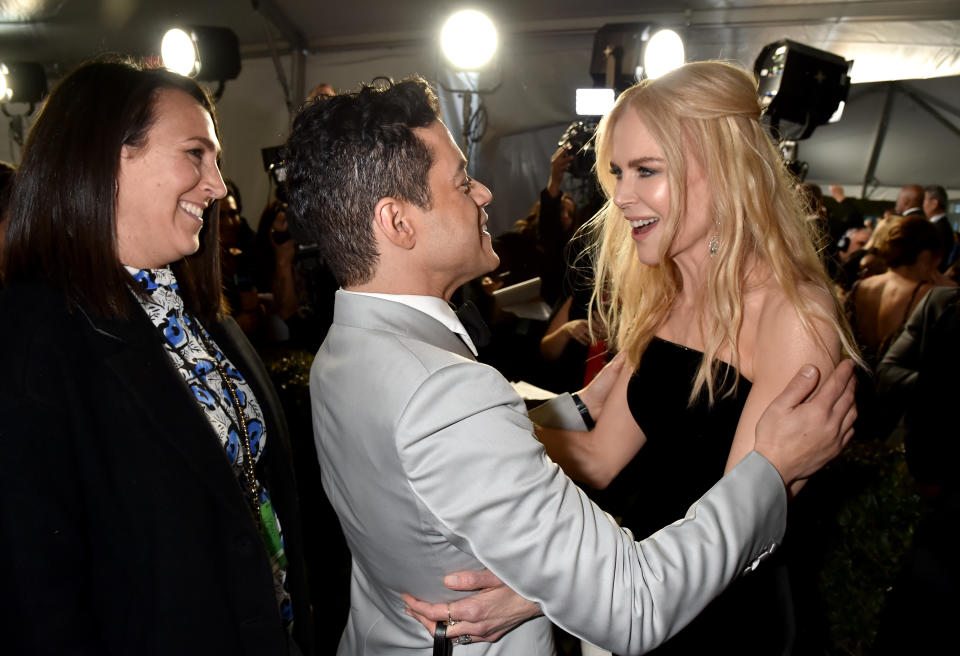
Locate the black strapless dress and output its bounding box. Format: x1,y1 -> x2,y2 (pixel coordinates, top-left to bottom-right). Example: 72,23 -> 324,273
599,336 -> 793,655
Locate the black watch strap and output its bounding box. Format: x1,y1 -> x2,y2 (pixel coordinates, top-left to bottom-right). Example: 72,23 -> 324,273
571,392 -> 596,430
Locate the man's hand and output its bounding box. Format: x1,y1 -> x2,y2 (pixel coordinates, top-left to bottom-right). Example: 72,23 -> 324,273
574,350 -> 625,422
754,359 -> 857,498
402,570 -> 542,644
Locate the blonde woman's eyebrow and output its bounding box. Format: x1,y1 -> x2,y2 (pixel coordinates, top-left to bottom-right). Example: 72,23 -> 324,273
627,157 -> 664,168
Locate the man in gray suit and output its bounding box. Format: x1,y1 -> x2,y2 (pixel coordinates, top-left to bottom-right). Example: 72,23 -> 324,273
284,77 -> 856,655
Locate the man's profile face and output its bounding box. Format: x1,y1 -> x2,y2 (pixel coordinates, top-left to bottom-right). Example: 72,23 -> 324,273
923,192 -> 939,218
410,122 -> 499,295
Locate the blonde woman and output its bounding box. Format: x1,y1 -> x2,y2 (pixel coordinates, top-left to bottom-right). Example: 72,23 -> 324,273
536,61 -> 862,653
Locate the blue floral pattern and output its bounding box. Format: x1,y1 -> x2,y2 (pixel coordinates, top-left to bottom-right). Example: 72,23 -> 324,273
129,267 -> 292,630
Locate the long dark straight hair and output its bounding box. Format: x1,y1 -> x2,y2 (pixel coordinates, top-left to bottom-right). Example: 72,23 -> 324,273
3,56 -> 225,323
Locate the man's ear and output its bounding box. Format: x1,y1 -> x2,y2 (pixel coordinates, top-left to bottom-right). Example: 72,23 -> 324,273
373,197 -> 416,250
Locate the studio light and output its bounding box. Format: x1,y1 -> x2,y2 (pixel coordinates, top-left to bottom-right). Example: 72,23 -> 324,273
755,40 -> 851,140
643,29 -> 685,79
0,62 -> 47,104
161,26 -> 241,99
589,23 -> 644,92
441,10 -> 498,70
576,88 -> 615,116
0,65 -> 10,102
161,28 -> 198,77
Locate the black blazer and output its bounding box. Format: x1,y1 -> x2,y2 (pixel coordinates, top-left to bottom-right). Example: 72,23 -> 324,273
876,286 -> 960,487
0,282 -> 312,655
931,215 -> 955,270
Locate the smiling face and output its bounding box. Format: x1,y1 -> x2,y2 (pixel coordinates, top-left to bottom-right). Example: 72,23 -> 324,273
609,109 -> 712,267
409,121 -> 499,298
115,88 -> 227,270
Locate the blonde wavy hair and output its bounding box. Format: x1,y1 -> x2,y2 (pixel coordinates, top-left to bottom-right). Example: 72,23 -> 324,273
586,61 -> 860,404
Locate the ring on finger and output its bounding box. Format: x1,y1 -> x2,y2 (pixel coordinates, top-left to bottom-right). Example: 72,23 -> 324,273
446,603 -> 457,626
453,635 -> 473,645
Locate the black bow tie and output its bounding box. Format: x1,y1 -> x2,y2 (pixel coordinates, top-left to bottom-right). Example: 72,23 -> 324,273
455,300 -> 491,349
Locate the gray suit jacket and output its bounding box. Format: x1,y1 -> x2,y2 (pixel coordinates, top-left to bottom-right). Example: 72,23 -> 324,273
312,291 -> 787,655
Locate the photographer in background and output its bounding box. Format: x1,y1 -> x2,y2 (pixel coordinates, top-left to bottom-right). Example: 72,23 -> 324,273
220,179 -> 261,335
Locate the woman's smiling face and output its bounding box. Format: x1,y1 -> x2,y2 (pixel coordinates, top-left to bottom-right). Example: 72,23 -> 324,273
115,88 -> 227,270
609,109 -> 712,267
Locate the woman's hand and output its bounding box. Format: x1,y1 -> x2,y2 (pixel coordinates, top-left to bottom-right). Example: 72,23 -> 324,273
575,351 -> 625,422
563,319 -> 592,345
402,570 -> 542,644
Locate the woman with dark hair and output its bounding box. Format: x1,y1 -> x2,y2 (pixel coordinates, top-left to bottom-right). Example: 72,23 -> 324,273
0,58 -> 311,655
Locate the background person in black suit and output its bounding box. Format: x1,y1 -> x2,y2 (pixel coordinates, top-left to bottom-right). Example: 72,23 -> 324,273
873,286 -> 960,653
895,183 -> 925,218
0,58 -> 311,655
923,184 -> 955,270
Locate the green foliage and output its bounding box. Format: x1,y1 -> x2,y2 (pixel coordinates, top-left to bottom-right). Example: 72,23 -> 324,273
263,348 -> 313,395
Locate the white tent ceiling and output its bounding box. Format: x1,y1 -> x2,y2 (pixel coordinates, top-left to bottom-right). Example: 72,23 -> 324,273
2,0 -> 959,229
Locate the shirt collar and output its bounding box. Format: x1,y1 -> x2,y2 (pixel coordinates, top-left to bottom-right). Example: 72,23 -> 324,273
342,290 -> 478,356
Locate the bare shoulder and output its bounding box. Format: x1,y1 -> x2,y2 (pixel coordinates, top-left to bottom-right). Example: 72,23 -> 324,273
754,280 -> 841,372
761,280 -> 836,320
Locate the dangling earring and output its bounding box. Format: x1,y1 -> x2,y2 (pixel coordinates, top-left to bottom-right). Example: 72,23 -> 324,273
708,219 -> 720,258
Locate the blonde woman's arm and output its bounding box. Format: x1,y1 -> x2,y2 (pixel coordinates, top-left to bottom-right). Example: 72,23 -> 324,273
537,359 -> 647,489
724,287 -> 842,499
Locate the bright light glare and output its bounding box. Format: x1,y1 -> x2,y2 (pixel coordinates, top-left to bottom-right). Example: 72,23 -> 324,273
162,28 -> 199,77
644,29 -> 685,79
576,88 -> 615,116
0,64 -> 9,101
828,100 -> 845,123
441,10 -> 498,70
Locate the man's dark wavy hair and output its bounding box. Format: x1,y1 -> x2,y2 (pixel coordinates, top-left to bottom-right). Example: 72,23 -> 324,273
283,76 -> 440,286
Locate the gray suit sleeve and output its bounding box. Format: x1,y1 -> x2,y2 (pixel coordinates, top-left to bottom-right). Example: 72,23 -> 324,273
397,362 -> 786,655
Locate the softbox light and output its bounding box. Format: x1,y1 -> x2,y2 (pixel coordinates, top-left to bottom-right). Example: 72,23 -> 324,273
755,40 -> 851,140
